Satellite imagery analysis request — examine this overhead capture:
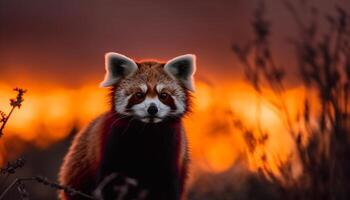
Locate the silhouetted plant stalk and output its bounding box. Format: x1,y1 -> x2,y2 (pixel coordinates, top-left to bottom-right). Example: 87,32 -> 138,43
233,0 -> 350,199
0,88 -> 96,200
0,89 -> 27,196
0,176 -> 97,200
0,88 -> 26,138
1,171 -> 145,200
0,158 -> 26,175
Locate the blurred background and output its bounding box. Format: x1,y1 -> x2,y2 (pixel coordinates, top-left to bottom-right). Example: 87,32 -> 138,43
1,0 -> 350,199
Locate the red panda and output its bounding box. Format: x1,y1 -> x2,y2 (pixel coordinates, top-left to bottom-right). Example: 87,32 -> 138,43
58,53 -> 196,200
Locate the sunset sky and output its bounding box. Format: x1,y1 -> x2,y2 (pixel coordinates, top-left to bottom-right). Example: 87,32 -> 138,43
2,0 -> 348,86
0,0 -> 349,173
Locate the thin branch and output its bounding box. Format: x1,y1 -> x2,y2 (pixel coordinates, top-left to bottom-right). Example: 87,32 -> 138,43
0,88 -> 26,138
0,176 -> 96,200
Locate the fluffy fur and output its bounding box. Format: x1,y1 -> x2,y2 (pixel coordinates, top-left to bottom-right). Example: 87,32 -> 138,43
59,53 -> 195,200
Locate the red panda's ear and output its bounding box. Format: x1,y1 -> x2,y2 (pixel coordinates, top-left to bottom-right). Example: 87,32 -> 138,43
164,54 -> 196,92
100,52 -> 138,87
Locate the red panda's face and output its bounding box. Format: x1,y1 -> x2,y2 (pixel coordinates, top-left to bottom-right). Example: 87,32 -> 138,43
100,53 -> 196,123
115,74 -> 187,123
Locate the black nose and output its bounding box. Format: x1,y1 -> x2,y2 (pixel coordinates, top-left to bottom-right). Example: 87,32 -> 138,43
147,103 -> 158,116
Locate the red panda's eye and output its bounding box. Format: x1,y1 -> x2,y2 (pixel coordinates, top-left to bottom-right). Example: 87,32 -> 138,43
135,92 -> 144,99
159,92 -> 169,100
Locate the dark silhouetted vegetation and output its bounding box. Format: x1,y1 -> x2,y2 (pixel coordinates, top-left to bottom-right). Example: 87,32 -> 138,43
233,0 -> 350,199
0,89 -> 95,199
0,88 -> 26,138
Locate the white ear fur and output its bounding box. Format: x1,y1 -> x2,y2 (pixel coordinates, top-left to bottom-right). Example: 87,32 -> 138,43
164,54 -> 196,92
100,52 -> 138,87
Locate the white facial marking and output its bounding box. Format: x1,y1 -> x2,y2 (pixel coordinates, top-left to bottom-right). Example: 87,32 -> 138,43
140,84 -> 147,93
156,84 -> 165,93
114,83 -> 187,123
173,98 -> 185,115
115,84 -> 148,115
156,83 -> 185,114
131,97 -> 170,123
115,92 -> 132,114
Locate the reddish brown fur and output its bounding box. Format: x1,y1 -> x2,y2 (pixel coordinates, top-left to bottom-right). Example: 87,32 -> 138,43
117,61 -> 185,96
59,112 -> 189,200
58,113 -> 107,199
59,60 -> 191,200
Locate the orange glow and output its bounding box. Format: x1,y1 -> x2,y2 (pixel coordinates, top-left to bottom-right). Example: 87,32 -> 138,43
0,84 -> 108,150
204,139 -> 237,172
0,81 -> 308,174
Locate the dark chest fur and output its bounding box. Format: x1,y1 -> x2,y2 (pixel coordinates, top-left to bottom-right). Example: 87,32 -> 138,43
97,117 -> 183,200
